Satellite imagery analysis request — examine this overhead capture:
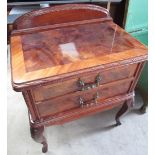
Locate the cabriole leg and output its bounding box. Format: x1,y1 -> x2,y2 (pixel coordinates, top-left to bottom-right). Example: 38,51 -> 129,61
115,98 -> 134,126
30,125 -> 48,153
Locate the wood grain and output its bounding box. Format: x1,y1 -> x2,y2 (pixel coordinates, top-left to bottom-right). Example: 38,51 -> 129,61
10,5 -> 147,91
36,78 -> 133,118
29,92 -> 134,127
10,4 -> 148,153
31,64 -> 137,101
13,4 -> 111,30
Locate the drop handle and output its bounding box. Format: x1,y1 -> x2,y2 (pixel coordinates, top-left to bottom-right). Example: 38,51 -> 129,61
78,74 -> 102,91
79,92 -> 99,108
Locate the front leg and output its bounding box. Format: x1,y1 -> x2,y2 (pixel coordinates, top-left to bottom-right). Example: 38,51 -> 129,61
115,98 -> 134,126
30,125 -> 48,153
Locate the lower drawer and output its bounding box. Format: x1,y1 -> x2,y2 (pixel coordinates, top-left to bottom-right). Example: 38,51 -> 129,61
35,78 -> 133,118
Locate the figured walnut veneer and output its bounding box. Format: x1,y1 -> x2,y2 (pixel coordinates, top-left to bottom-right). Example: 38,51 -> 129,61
10,4 -> 147,153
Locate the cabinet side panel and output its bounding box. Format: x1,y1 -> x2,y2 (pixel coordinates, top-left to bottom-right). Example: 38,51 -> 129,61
128,62 -> 146,92
22,90 -> 40,121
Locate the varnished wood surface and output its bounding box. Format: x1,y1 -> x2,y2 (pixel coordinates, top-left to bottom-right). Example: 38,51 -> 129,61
36,78 -> 133,118
11,21 -> 147,90
32,63 -> 137,101
29,92 -> 134,127
10,4 -> 148,153
20,22 -> 145,72
13,4 -> 111,30
10,3 -> 148,124
10,5 -> 147,91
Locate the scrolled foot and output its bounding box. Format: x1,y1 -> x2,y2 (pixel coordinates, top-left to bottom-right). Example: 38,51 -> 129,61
42,142 -> 48,153
115,119 -> 121,126
30,125 -> 48,153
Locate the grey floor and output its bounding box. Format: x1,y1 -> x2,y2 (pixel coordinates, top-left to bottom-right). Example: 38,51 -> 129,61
7,68 -> 148,155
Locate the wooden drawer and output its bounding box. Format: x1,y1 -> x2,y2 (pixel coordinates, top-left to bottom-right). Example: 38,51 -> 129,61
32,64 -> 138,102
35,78 -> 133,118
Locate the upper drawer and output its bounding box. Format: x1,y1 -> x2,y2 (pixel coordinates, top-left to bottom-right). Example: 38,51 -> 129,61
32,63 -> 138,101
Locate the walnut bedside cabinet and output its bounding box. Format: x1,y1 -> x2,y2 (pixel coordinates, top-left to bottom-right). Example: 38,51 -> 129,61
10,4 -> 148,153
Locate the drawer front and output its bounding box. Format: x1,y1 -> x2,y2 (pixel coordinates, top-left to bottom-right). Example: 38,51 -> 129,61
32,63 -> 138,101
36,79 -> 132,118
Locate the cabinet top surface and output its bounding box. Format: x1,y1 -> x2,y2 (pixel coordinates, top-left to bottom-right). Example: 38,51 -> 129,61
10,5 -> 147,89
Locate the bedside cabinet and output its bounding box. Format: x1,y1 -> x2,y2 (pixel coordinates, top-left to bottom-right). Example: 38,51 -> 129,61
10,4 -> 147,153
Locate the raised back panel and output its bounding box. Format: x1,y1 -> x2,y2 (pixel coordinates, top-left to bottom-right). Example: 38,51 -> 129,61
13,4 -> 111,30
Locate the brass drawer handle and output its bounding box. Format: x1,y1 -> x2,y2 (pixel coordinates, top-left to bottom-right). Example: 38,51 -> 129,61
79,92 -> 99,108
78,74 -> 102,91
